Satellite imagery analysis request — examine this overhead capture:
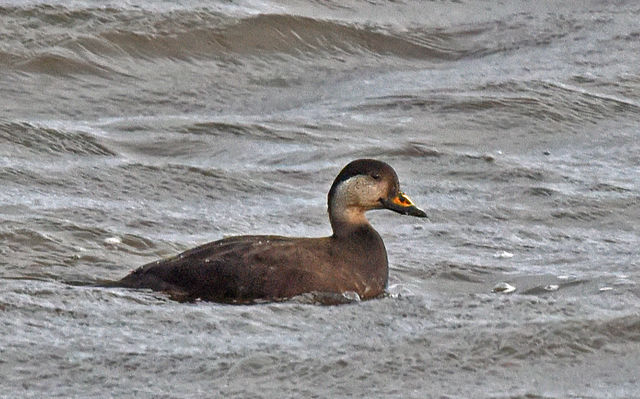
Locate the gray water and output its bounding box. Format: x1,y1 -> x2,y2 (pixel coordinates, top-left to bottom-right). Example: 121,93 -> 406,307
1,1 -> 639,397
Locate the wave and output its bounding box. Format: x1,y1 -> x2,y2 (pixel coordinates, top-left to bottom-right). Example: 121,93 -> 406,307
12,52 -> 119,77
0,120 -> 116,156
354,79 -> 640,132
0,4 -> 495,77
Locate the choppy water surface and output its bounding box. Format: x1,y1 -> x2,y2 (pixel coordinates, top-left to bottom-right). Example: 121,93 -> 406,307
1,1 -> 639,397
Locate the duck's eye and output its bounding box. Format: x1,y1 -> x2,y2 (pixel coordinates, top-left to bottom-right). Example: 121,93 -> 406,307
371,173 -> 381,180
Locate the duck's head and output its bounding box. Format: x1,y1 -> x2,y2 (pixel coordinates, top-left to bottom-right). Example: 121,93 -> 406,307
327,159 -> 426,233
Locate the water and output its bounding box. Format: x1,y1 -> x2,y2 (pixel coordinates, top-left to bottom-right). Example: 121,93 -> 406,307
1,1 -> 639,397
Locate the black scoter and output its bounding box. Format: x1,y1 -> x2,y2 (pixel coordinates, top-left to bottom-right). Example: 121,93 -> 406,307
112,159 -> 426,303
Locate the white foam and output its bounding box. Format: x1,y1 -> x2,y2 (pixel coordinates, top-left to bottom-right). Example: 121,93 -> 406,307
104,236 -> 122,245
494,251 -> 514,259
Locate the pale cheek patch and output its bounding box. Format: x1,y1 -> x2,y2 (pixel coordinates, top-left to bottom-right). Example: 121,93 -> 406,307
346,176 -> 384,207
333,176 -> 384,209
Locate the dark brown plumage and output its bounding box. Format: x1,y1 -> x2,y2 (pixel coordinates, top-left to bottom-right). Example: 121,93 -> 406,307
113,159 -> 426,303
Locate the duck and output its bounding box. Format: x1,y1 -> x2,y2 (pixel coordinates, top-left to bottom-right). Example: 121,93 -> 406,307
112,159 -> 426,303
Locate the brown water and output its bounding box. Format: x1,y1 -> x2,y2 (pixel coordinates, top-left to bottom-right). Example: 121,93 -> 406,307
1,1 -> 640,398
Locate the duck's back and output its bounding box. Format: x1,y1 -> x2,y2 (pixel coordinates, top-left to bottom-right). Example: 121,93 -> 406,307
116,227 -> 388,303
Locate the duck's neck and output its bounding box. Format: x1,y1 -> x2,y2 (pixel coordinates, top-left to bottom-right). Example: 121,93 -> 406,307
329,211 -> 370,238
329,203 -> 388,296
328,195 -> 372,238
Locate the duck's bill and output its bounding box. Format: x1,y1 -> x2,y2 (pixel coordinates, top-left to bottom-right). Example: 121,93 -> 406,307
381,192 -> 427,218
